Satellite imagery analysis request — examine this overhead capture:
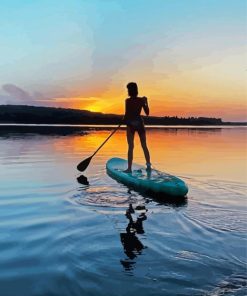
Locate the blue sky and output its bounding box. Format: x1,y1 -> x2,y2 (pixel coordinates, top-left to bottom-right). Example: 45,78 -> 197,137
0,0 -> 246,120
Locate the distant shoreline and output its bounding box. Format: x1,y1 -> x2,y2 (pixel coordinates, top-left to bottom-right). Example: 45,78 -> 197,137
0,123 -> 246,128
0,104 -> 246,126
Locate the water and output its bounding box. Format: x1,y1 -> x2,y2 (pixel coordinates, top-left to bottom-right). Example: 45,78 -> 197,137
0,126 -> 246,296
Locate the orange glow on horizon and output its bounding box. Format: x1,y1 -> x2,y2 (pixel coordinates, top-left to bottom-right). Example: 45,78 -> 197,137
40,71 -> 246,121
43,95 -> 246,121
40,93 -> 246,121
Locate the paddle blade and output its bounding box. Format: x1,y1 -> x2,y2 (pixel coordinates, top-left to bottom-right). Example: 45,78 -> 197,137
77,156 -> 92,172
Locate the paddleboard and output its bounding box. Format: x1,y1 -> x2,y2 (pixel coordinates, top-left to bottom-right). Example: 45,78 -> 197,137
106,158 -> 188,198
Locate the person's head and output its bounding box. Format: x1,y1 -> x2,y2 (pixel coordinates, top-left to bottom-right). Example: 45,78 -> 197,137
127,82 -> 138,97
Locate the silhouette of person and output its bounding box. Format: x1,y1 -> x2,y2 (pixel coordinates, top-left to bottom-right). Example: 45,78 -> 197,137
123,82 -> 151,173
120,204 -> 147,270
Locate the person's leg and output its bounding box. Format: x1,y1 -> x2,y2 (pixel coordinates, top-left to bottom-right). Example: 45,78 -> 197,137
125,126 -> 135,172
138,131 -> 151,169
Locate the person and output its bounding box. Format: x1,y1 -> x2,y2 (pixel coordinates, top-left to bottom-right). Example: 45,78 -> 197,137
123,82 -> 151,173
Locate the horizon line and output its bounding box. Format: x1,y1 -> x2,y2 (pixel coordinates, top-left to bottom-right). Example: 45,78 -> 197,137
1,104 -> 247,123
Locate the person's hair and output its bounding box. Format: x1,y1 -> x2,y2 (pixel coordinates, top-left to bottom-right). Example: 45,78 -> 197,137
127,82 -> 138,97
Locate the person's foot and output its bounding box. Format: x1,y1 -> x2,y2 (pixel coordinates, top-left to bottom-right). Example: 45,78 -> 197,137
146,163 -> 152,171
123,168 -> 132,173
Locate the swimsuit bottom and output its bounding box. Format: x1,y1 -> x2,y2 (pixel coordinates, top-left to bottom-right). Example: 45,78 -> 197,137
126,119 -> 145,134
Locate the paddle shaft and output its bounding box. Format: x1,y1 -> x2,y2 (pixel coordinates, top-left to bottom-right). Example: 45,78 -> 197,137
91,122 -> 122,157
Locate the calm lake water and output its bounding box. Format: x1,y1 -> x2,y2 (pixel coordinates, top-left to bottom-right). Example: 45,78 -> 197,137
0,126 -> 246,296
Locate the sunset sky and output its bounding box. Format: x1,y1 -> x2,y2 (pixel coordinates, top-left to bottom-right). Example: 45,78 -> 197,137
0,0 -> 246,121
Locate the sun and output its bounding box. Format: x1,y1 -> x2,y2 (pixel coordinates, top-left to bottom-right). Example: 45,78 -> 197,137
86,104 -> 102,113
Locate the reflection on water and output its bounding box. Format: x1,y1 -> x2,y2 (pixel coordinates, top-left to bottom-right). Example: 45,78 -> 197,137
120,204 -> 147,272
0,126 -> 246,296
77,174 -> 89,186
77,171 -> 187,276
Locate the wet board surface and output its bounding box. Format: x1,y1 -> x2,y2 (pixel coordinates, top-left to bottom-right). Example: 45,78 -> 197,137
106,157 -> 188,198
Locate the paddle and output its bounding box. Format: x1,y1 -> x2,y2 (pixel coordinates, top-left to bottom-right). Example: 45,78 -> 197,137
77,122 -> 123,172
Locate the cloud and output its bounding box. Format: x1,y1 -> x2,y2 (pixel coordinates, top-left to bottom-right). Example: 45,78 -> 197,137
0,84 -> 35,105
2,84 -> 33,101
0,83 -> 100,110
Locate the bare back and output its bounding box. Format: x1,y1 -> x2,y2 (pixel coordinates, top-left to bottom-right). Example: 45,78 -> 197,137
125,97 -> 146,122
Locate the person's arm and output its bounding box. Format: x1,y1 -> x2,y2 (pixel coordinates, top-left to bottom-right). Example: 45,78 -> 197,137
142,96 -> 149,116
123,99 -> 128,122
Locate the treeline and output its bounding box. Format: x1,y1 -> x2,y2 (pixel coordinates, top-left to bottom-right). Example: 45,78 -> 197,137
0,105 -> 122,124
0,104 -> 226,125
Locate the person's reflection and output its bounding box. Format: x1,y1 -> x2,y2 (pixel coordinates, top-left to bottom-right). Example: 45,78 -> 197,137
120,203 -> 147,271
